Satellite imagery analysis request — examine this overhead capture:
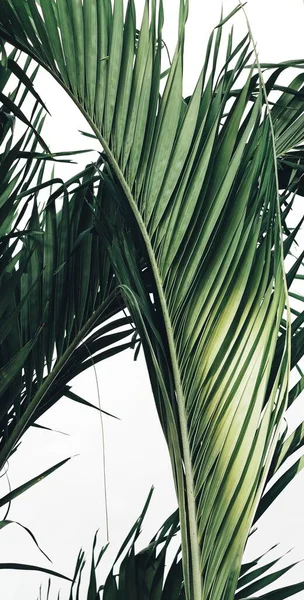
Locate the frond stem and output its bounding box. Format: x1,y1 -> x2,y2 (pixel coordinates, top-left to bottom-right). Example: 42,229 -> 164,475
76,110 -> 202,600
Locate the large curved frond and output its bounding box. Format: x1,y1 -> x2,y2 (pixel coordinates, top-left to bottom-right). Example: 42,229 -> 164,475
0,3 -> 303,599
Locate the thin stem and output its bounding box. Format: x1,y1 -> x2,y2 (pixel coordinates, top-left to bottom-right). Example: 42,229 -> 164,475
84,342 -> 110,543
76,111 -> 202,600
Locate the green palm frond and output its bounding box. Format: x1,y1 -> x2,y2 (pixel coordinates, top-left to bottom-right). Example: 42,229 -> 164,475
0,3 -> 303,599
0,165 -> 135,469
35,498 -> 304,600
0,45 -> 135,471
37,489 -> 183,600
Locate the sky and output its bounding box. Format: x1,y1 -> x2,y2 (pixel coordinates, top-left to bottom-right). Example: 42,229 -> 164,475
0,1 -> 304,598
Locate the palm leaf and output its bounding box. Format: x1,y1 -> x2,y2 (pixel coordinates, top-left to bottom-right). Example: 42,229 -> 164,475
0,167 -> 135,468
37,501 -> 304,600
0,3 -> 303,599
0,562 -> 72,582
0,45 -> 135,469
0,45 -> 137,585
41,489 -> 183,600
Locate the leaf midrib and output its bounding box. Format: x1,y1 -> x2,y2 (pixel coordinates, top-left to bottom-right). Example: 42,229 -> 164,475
0,39 -> 202,593
81,107 -> 202,600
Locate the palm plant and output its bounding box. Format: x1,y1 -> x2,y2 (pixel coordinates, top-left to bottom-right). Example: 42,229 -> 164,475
0,42 -> 135,577
0,1 -> 303,599
0,47 -> 135,471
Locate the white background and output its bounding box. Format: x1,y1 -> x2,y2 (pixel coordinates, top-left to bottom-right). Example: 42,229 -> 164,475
0,1 -> 303,598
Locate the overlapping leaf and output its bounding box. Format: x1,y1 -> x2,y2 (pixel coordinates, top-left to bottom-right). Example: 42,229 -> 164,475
36,498 -> 304,600
0,165 -> 135,469
37,490 -> 183,600
0,3 -> 303,600
0,45 -> 135,471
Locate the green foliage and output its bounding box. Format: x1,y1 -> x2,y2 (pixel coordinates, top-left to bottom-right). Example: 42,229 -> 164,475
38,492 -> 304,600
0,2 -> 302,599
0,60 -> 135,470
0,42 -> 136,587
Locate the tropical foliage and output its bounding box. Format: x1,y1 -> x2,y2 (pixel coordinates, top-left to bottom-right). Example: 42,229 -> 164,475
0,46 -> 135,466
0,1 -> 303,599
